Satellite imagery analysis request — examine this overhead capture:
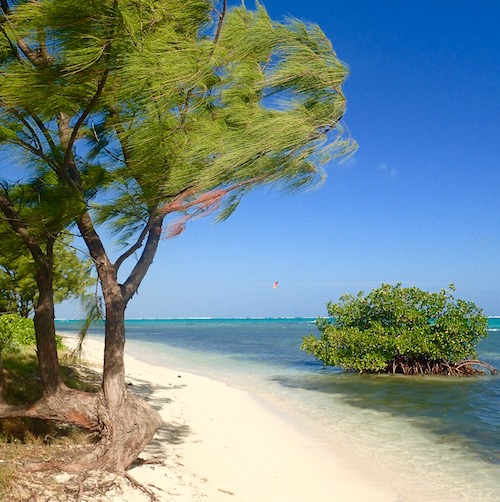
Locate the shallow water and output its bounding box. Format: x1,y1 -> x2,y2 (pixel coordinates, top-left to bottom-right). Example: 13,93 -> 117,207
56,317 -> 500,500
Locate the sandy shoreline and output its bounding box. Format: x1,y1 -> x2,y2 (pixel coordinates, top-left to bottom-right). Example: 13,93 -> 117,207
67,336 -> 473,502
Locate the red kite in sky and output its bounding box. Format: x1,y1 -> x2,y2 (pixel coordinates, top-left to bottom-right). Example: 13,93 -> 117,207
273,281 -> 278,289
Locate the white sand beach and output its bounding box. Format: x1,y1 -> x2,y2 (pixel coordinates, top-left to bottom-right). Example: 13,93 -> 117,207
69,337 -> 469,502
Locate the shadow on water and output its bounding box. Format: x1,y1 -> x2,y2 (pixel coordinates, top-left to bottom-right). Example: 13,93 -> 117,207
272,370 -> 500,463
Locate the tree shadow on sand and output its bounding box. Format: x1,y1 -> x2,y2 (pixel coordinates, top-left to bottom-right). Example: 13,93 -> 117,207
75,364 -> 193,457
126,377 -> 193,458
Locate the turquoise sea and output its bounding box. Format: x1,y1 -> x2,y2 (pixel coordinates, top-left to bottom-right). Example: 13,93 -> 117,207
55,317 -> 500,500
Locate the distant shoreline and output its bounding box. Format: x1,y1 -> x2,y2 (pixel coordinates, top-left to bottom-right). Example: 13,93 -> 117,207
56,316 -> 500,321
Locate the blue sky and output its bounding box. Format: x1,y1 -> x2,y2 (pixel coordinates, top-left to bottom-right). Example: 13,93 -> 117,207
57,1 -> 498,317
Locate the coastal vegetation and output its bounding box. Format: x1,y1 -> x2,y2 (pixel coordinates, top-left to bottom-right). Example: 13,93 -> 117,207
302,284 -> 497,375
0,314 -> 35,395
0,0 -> 355,474
0,225 -> 94,318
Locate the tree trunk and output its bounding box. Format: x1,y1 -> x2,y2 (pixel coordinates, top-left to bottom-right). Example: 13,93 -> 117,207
33,285 -> 62,395
0,167 -> 160,473
1,279 -> 160,473
0,291 -> 161,472
93,388 -> 162,472
0,195 -> 63,394
73,211 -> 163,471
95,292 -> 163,472
33,240 -> 64,395
102,294 -> 127,403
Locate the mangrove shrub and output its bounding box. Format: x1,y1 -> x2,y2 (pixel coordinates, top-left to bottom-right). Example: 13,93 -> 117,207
302,284 -> 492,375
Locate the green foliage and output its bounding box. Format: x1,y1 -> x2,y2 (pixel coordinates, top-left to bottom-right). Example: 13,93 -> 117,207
0,223 -> 95,316
0,2 -> 355,400
302,284 -> 488,373
0,0 -> 355,243
0,314 -> 35,353
1,346 -> 97,406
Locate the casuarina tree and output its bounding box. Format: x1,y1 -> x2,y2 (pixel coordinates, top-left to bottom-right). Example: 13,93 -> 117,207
0,0 -> 355,472
0,219 -> 94,318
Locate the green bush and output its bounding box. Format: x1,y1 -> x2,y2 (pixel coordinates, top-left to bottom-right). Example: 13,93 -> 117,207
302,284 -> 488,374
0,314 -> 35,353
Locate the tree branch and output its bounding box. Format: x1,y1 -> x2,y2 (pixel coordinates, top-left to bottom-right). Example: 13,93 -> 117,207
91,123 -> 123,163
26,106 -> 62,161
0,1 -> 11,16
0,21 -> 21,62
1,101 -> 60,164
37,26 -> 48,61
9,136 -> 59,169
0,190 -> 45,263
77,210 -> 117,289
114,206 -> 158,272
9,108 -> 43,152
12,33 -> 42,66
0,4 -> 27,63
121,216 -> 164,304
1,2 -> 51,66
62,68 -> 110,170
214,0 -> 227,44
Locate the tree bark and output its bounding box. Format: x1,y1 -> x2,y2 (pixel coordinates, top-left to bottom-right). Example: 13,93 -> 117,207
92,388 -> 162,472
33,238 -> 64,395
0,389 -> 99,427
102,295 -> 127,404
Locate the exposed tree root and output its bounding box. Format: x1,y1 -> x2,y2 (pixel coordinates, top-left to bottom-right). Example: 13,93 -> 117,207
5,468 -> 153,501
0,388 -> 99,428
0,387 -> 162,473
386,357 -> 498,376
125,472 -> 160,501
454,359 -> 498,375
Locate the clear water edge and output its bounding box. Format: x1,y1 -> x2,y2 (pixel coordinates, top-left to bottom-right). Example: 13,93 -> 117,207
55,318 -> 500,501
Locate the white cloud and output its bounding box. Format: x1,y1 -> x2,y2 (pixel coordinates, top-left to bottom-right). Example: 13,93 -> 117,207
378,162 -> 398,177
